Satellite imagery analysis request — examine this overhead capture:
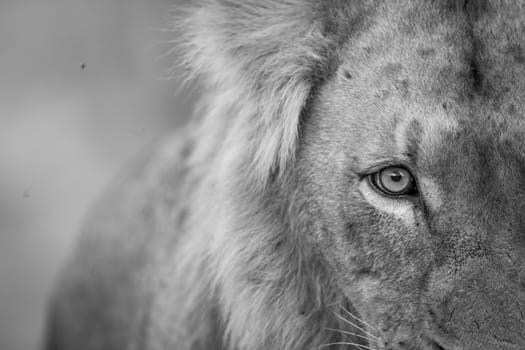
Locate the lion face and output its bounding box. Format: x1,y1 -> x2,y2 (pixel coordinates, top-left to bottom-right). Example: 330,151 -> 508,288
297,3 -> 525,349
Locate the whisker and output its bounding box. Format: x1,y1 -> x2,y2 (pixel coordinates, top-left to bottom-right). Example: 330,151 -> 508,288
155,47 -> 179,61
339,304 -> 379,332
332,313 -> 380,341
314,341 -> 377,350
151,39 -> 180,47
145,27 -> 176,33
325,327 -> 372,342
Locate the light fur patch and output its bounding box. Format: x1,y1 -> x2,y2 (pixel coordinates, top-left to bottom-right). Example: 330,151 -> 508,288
418,176 -> 443,212
359,180 -> 415,226
421,112 -> 459,155
394,117 -> 416,155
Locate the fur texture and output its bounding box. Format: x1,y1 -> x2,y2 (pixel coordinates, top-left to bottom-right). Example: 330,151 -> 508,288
46,1 -> 525,350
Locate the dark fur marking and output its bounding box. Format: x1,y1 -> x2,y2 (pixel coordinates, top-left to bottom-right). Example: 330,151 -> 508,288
417,47 -> 436,59
433,65 -> 474,103
469,57 -> 483,92
464,31 -> 485,96
318,1 -> 374,44
176,208 -> 188,228
396,79 -> 410,98
463,0 -> 490,22
354,268 -> 380,280
506,44 -> 525,64
342,70 -> 352,80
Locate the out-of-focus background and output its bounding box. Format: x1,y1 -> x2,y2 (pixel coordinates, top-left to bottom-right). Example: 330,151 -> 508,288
0,1 -> 192,349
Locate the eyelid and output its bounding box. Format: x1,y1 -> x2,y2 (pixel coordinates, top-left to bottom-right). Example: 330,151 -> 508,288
357,161 -> 416,179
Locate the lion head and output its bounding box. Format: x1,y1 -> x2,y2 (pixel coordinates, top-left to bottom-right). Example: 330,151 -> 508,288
293,2 -> 525,348
173,1 -> 525,349
47,1 -> 525,350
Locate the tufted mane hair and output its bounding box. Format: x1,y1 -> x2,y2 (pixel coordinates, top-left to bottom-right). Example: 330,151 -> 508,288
159,1 -> 374,350
170,0 -> 369,187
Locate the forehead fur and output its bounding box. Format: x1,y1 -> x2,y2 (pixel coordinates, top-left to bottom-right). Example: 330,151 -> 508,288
174,0 -> 525,189
315,1 -> 525,165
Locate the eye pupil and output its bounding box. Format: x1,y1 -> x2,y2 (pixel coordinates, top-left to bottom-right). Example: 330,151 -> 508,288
390,171 -> 403,182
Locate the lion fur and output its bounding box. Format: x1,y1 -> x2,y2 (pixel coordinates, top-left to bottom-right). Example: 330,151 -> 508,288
44,1 -> 525,350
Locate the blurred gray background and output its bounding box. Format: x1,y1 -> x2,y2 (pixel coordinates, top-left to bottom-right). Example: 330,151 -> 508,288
0,1 -> 192,349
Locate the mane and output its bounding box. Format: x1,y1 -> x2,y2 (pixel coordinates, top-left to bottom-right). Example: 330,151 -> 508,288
169,0 -> 370,187
161,1 -> 374,349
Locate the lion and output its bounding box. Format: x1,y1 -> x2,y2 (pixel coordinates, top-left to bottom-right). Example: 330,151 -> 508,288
45,1 -> 525,349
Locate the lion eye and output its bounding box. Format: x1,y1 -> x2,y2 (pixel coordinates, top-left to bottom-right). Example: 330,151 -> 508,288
369,167 -> 417,196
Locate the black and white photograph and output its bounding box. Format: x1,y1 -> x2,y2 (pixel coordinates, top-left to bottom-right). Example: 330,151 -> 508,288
3,1 -> 525,350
